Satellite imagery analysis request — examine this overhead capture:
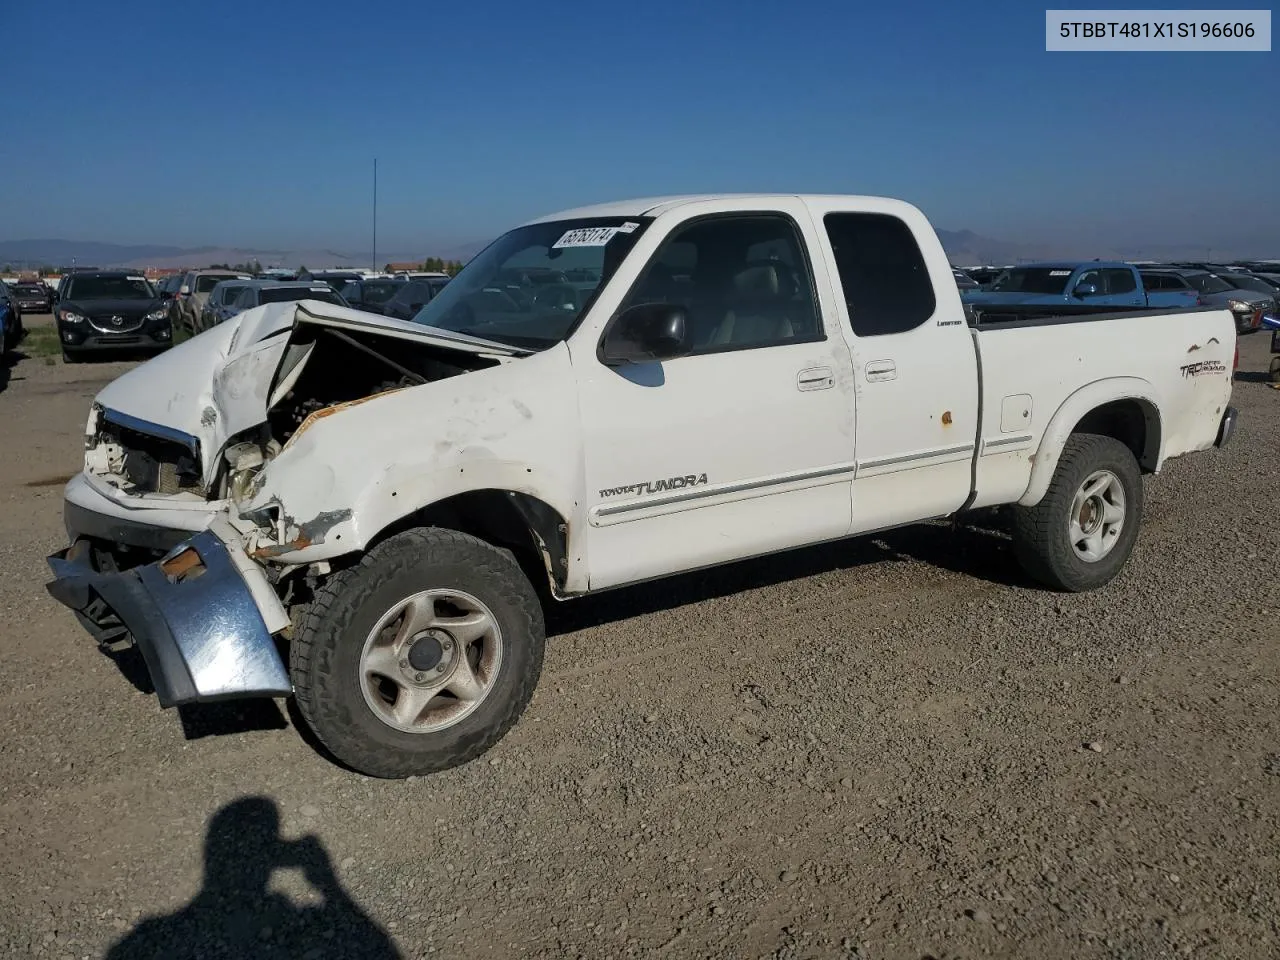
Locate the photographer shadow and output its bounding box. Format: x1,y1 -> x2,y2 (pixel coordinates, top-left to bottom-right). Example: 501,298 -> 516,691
105,796 -> 402,959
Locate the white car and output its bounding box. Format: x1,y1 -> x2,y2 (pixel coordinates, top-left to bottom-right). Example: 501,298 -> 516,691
47,194 -> 1239,779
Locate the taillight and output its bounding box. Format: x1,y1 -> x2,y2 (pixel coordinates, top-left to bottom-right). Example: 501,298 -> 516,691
1197,296 -> 1207,306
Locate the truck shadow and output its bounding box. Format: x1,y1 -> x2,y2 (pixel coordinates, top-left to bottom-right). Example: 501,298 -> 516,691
545,513 -> 1026,637
99,515 -> 1026,750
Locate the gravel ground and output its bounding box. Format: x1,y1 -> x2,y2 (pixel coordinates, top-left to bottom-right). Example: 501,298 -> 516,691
0,331 -> 1277,960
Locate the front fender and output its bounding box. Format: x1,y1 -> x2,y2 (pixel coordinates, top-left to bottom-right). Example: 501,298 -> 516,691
1018,376 -> 1161,507
236,343 -> 585,567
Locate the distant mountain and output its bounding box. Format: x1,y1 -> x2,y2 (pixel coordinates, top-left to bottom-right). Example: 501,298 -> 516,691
0,231 -> 1269,274
0,239 -> 193,267
0,239 -> 461,271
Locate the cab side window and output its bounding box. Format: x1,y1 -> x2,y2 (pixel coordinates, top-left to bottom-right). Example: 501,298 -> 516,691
618,214 -> 822,354
1103,268 -> 1137,294
823,213 -> 936,336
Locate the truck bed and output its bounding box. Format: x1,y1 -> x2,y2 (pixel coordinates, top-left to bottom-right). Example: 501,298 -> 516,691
966,304 -> 1236,510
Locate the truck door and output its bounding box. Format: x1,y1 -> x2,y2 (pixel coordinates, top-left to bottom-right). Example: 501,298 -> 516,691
571,202 -> 858,590
809,205 -> 981,531
1101,267 -> 1145,308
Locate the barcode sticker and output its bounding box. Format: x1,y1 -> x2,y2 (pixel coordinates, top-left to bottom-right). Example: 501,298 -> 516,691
553,227 -> 620,248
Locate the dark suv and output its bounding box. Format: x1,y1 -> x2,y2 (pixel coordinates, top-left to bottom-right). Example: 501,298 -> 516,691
11,280 -> 53,314
53,271 -> 172,362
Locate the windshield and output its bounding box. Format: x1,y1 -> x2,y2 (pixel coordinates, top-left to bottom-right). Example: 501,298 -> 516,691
66,276 -> 155,300
260,286 -> 345,305
1187,273 -> 1232,295
1221,275 -> 1271,294
408,217 -> 651,349
219,284 -> 250,303
359,280 -> 404,304
989,267 -> 1074,295
197,274 -> 242,293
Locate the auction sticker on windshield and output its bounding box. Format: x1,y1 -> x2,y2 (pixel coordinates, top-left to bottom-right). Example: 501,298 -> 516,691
553,227 -> 621,248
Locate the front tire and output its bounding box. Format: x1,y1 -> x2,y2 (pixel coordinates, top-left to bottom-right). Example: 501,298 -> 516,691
1011,433 -> 1143,592
290,528 -> 545,779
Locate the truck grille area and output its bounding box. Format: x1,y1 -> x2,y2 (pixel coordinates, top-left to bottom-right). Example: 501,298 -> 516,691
100,419 -> 203,494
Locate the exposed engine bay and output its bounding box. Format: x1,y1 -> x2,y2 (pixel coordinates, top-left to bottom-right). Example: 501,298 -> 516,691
87,320 -> 505,502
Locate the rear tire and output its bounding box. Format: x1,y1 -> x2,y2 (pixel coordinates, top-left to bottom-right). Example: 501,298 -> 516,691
290,527 -> 545,779
1011,433 -> 1143,592
61,347 -> 81,364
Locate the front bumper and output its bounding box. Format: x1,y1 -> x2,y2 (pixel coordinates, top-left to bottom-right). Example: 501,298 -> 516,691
1216,406 -> 1239,449
58,319 -> 172,351
45,526 -> 292,707
64,471 -> 220,552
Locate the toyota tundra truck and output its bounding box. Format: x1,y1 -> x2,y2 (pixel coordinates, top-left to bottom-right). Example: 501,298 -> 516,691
45,194 -> 1239,779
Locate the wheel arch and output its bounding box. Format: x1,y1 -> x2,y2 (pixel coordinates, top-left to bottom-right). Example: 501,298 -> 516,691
365,489 -> 576,599
1019,378 -> 1162,508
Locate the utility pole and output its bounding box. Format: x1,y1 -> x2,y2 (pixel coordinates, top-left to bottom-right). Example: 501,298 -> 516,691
372,158 -> 378,273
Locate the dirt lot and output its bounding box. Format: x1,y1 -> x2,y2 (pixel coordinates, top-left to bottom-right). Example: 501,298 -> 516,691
1,327 -> 1277,960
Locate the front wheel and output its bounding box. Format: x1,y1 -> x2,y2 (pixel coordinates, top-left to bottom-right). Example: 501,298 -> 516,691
1011,433 -> 1143,592
290,528 -> 545,779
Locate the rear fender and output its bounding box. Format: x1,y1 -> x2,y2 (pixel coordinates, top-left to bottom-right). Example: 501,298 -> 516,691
1018,377 -> 1161,508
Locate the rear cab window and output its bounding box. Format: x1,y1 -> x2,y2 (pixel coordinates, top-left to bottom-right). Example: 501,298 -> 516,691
822,213 -> 936,336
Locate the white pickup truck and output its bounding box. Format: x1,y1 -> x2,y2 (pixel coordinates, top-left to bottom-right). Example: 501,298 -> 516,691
47,194 -> 1239,779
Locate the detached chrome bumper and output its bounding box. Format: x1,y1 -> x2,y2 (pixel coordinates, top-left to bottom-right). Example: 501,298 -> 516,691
1216,406 -> 1239,449
45,527 -> 292,707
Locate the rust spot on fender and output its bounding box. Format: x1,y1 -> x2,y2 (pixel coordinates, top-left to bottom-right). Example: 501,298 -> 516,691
286,388 -> 407,447
249,508 -> 353,559
941,411 -> 953,426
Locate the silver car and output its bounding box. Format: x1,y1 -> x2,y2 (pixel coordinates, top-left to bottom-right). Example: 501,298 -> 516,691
1140,269 -> 1273,333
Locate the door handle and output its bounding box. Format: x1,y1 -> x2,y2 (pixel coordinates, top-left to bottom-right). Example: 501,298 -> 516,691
797,366 -> 834,391
865,359 -> 897,382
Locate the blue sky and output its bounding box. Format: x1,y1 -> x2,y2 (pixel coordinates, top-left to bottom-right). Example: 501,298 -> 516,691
3,0 -> 1276,254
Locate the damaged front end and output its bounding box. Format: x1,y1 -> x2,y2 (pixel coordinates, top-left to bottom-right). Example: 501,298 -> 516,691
49,301 -> 525,708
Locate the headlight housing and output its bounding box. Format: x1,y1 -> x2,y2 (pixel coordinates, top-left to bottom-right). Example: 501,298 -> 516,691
145,307 -> 169,322
1227,299 -> 1252,313
58,309 -> 87,324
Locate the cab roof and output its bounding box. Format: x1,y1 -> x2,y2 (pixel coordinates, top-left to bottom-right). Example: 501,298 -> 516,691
520,194 -> 919,225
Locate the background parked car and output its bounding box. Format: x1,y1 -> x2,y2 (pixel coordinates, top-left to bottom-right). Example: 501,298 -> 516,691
964,261 -> 1197,310
962,266 -> 1008,287
1140,268 -> 1271,332
228,280 -> 350,313
338,276 -> 407,314
170,269 -> 251,336
952,268 -> 980,291
53,271 -> 171,362
297,269 -> 363,292
0,283 -> 22,350
155,274 -> 184,303
197,279 -> 257,331
10,280 -> 52,314
381,277 -> 451,321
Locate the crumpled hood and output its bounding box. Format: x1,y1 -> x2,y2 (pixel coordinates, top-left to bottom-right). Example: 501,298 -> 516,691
91,300 -> 523,488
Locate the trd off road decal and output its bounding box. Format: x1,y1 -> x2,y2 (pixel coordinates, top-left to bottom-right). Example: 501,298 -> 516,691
1180,360 -> 1227,378
599,474 -> 709,499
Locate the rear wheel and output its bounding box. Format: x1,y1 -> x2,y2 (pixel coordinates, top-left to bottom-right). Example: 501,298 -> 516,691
290,527 -> 545,779
1011,433 -> 1143,592
61,346 -> 81,364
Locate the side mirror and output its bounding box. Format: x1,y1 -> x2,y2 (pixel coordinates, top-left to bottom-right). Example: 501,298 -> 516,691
1073,283 -> 1098,298
600,303 -> 692,366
